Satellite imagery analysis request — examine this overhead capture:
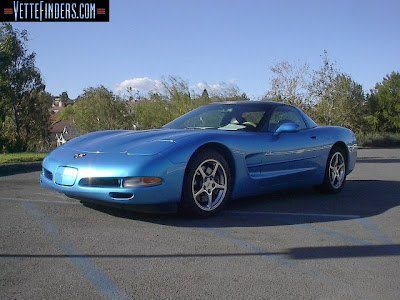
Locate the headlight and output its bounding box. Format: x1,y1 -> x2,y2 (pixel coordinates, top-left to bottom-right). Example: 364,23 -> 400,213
123,177 -> 163,188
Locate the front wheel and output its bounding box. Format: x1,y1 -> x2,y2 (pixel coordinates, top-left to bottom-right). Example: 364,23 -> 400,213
180,150 -> 232,217
319,146 -> 347,194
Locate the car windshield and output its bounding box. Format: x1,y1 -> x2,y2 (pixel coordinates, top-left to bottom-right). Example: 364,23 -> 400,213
163,103 -> 270,131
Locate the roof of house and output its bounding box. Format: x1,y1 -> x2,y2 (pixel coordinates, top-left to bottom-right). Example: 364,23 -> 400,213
49,119 -> 79,141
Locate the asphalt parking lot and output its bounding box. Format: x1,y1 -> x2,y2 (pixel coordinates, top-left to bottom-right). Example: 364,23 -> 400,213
1,148 -> 399,300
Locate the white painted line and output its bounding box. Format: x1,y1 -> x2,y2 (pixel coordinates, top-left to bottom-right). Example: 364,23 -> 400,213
225,210 -> 360,219
30,192 -> 68,199
0,197 -> 79,205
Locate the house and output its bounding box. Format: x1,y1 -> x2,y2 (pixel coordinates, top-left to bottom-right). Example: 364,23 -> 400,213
50,97 -> 74,114
49,119 -> 79,147
48,97 -> 78,148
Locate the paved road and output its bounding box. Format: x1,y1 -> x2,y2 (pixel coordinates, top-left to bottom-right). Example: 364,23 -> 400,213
1,149 -> 399,299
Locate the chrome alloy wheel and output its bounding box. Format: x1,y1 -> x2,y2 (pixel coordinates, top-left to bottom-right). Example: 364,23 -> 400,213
191,159 -> 227,211
329,151 -> 346,189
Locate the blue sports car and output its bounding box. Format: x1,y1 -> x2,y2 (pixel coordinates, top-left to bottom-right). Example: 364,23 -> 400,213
40,101 -> 357,217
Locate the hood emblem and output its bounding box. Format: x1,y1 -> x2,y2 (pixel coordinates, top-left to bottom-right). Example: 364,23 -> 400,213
74,153 -> 87,159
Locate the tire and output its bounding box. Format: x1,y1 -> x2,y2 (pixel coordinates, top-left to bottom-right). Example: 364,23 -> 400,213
180,149 -> 232,217
320,146 -> 347,194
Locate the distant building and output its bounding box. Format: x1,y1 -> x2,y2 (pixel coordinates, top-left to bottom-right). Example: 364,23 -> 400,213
49,119 -> 79,147
50,97 -> 74,114
48,97 -> 78,148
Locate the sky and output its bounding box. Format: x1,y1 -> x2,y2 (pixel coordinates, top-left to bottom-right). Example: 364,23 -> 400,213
12,0 -> 400,100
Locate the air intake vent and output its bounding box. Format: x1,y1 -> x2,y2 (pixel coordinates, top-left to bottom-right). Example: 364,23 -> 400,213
109,192 -> 134,199
79,178 -> 121,187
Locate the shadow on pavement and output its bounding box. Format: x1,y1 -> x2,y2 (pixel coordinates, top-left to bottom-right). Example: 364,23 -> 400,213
81,180 -> 400,228
356,158 -> 400,164
0,162 -> 42,177
2,243 -> 400,259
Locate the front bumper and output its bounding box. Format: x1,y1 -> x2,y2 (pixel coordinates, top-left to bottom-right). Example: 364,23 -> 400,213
40,151 -> 185,207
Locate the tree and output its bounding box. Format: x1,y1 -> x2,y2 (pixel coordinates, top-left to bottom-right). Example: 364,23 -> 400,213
73,86 -> 132,134
208,82 -> 247,102
266,60 -> 310,108
307,51 -> 339,123
57,103 -> 75,121
161,76 -> 192,117
201,89 -> 209,101
133,96 -> 174,129
307,51 -> 366,130
0,22 -> 46,152
366,72 -> 400,132
59,91 -> 70,102
313,74 -> 366,131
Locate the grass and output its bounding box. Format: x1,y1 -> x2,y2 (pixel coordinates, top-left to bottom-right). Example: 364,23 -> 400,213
357,132 -> 400,148
0,152 -> 47,164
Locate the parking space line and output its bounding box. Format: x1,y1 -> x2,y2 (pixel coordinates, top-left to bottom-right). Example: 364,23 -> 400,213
0,197 -> 79,205
21,201 -> 129,300
359,218 -> 400,255
199,225 -> 368,299
226,211 -> 397,248
225,210 -> 360,219
272,215 -> 372,246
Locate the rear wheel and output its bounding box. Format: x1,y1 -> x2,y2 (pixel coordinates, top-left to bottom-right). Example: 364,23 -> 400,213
180,150 -> 231,217
320,146 -> 347,193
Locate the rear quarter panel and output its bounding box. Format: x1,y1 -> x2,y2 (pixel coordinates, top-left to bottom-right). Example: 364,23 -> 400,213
307,126 -> 357,174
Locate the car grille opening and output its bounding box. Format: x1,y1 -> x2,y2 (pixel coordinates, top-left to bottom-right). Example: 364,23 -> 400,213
79,178 -> 122,188
43,168 -> 53,181
109,192 -> 134,199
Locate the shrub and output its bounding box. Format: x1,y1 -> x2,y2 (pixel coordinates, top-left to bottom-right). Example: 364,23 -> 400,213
357,132 -> 400,148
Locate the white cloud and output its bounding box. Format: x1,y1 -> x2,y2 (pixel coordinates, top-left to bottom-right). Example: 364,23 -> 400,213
195,82 -> 224,93
115,77 -> 163,94
228,78 -> 237,84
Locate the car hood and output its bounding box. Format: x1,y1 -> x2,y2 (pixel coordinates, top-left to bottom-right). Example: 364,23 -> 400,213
63,129 -> 197,155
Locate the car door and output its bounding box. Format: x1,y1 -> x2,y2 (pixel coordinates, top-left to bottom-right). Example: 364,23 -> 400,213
259,106 -> 324,189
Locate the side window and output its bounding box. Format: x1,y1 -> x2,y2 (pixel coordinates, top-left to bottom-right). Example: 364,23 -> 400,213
267,106 -> 307,132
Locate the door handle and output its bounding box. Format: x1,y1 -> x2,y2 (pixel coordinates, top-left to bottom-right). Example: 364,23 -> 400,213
310,136 -> 317,140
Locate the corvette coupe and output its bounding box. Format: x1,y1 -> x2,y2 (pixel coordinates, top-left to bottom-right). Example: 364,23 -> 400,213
40,101 -> 357,217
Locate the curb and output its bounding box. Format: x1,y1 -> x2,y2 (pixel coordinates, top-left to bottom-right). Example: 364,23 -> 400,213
0,161 -> 42,176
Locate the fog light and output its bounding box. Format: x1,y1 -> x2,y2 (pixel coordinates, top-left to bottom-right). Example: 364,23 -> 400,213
123,177 -> 162,187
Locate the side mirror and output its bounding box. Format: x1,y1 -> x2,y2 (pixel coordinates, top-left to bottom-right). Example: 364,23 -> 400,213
274,122 -> 300,136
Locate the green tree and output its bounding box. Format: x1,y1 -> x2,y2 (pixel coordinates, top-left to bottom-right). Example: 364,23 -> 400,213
209,82 -> 247,102
133,96 -> 174,129
59,91 -> 70,102
73,86 -> 131,134
131,77 -> 216,130
25,91 -> 53,151
130,77 -> 193,129
308,51 -> 366,130
161,76 -> 192,117
308,51 -> 339,123
57,103 -> 75,121
313,74 -> 366,131
366,72 -> 400,132
200,89 -> 209,101
0,22 -> 46,152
